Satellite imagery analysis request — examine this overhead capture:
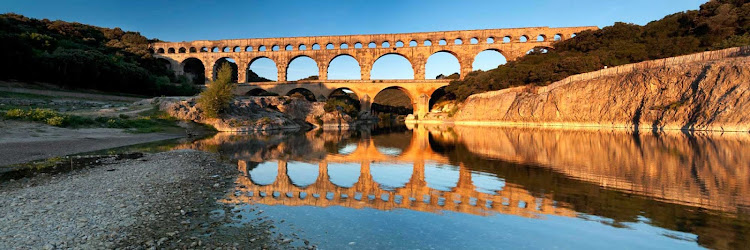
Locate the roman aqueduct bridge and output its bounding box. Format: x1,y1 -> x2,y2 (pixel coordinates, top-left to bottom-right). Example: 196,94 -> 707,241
151,26 -> 597,117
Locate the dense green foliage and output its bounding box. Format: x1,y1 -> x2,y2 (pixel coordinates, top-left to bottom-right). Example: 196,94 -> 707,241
446,0 -> 750,100
198,64 -> 236,118
2,108 -> 178,133
324,91 -> 361,118
0,13 -> 198,96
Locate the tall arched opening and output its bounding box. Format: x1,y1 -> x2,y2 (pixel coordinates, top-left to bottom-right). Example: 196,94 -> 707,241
426,51 -> 460,79
286,56 -> 319,81
473,49 -> 507,71
371,54 -> 413,80
372,87 -> 414,117
328,54 -> 361,80
212,57 -> 238,82
286,88 -> 317,102
327,88 -> 361,118
247,57 -> 277,82
180,57 -> 206,85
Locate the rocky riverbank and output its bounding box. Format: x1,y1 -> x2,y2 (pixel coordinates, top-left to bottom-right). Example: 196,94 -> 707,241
0,150 -> 299,249
450,48 -> 750,132
151,96 -> 368,132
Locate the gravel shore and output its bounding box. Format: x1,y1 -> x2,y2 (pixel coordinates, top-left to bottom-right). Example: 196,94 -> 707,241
0,149 -> 291,249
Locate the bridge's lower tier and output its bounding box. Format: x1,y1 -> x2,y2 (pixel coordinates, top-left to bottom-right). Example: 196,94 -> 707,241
233,80 -> 451,117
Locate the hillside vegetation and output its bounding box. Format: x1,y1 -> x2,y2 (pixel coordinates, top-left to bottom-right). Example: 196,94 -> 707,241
0,13 -> 197,96
446,0 -> 750,100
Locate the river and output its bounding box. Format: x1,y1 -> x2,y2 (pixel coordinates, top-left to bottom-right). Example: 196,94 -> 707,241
173,125 -> 749,249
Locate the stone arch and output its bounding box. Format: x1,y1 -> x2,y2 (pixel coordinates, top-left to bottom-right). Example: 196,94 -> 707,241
180,57 -> 206,85
409,40 -> 418,47
245,46 -> 253,52
212,57 -> 238,82
200,47 -> 208,52
222,46 -> 231,52
454,38 -> 463,45
326,43 -> 334,50
157,48 -> 165,53
178,47 -> 186,53
285,44 -> 293,51
259,45 -> 267,51
245,88 -> 278,96
426,50 -> 460,80
503,36 -> 511,43
487,37 -> 495,44
340,43 -> 349,49
473,49 -> 508,72
554,34 -> 563,41
371,53 -> 414,80
382,41 -> 390,48
286,88 -> 317,101
328,54 -> 361,80
536,35 -> 546,42
286,55 -> 319,81
327,87 -> 362,115
233,46 -> 241,52
395,41 -> 404,47
424,40 -> 432,46
299,44 -> 307,50
211,46 -> 220,52
470,37 -> 479,44
368,42 -> 376,48
519,35 -> 529,43
167,48 -> 175,53
438,39 -> 447,45
272,45 -> 280,51
372,86 -> 415,116
328,87 -> 360,100
354,42 -> 363,49
247,56 -> 277,82
156,58 -> 172,71
428,86 -> 448,112
312,43 -> 321,50
189,47 -> 197,53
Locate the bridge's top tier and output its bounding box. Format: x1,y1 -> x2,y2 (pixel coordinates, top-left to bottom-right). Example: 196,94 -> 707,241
150,26 -> 597,53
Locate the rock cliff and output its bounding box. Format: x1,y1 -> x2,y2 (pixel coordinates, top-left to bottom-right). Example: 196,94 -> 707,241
455,49 -> 750,132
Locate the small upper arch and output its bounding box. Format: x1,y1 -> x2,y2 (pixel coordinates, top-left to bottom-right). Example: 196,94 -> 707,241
167,48 -> 175,53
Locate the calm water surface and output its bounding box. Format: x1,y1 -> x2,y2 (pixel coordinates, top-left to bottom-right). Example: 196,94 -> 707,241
184,125 -> 750,249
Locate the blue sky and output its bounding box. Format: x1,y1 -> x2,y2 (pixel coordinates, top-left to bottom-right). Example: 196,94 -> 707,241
4,0 -> 708,80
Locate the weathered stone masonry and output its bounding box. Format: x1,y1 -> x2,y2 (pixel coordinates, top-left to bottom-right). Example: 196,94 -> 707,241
151,26 -> 597,117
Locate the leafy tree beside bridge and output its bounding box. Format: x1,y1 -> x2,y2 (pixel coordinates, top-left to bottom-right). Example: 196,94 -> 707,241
446,0 -> 750,100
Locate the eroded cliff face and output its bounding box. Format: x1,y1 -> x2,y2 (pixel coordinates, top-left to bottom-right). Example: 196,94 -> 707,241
455,57 -> 750,132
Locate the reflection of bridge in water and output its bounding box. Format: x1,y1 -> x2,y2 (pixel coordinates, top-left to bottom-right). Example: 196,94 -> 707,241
226,159 -> 575,218
221,129 -> 576,218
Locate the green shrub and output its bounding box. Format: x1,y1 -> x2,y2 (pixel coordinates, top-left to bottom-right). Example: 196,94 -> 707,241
45,116 -> 64,126
198,63 -> 236,118
324,97 -> 360,118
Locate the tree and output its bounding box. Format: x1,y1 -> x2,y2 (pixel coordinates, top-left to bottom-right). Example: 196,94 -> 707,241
445,0 -> 750,100
198,63 -> 236,118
